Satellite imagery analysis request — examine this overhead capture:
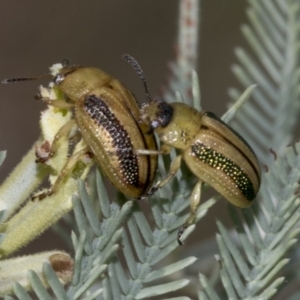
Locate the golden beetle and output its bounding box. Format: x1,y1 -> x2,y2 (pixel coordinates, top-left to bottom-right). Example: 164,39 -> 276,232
123,55 -> 261,244
3,60 -> 158,200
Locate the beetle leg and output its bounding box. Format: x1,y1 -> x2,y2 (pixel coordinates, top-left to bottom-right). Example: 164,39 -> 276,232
144,154 -> 182,197
32,146 -> 90,200
68,131 -> 82,153
35,94 -> 73,109
135,144 -> 172,155
135,149 -> 165,155
177,181 -> 202,245
36,119 -> 77,163
188,181 -> 203,223
107,144 -> 171,156
157,155 -> 182,187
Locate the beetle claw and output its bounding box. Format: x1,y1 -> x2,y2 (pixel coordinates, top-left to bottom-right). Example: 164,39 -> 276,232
35,153 -> 52,164
177,223 -> 188,245
177,223 -> 187,246
147,186 -> 158,196
31,190 -> 53,201
138,185 -> 159,200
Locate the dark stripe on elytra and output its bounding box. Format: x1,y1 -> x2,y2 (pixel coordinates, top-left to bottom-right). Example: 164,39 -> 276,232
204,112 -> 260,181
84,94 -> 140,187
191,142 -> 256,201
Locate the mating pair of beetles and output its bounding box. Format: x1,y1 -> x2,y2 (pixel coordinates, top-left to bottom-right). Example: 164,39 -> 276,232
3,55 -> 261,244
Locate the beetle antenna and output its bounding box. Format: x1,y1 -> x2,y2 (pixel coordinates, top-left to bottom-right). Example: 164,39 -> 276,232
2,59 -> 71,85
122,54 -> 151,103
2,74 -> 52,84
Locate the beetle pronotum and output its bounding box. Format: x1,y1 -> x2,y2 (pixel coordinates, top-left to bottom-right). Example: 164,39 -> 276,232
3,60 -> 158,200
123,54 -> 261,244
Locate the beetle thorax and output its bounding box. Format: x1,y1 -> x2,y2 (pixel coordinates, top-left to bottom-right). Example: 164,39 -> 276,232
156,102 -> 203,150
56,67 -> 112,101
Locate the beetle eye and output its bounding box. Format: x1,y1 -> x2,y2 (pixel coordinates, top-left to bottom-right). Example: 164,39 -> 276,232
150,120 -> 160,129
156,99 -> 173,127
53,73 -> 65,85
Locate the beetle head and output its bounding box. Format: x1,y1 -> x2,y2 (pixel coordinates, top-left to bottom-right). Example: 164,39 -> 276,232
122,54 -> 174,130
141,98 -> 174,130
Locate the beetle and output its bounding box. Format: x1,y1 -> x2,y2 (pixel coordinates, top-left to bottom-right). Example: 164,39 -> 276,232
123,54 -> 261,244
3,60 -> 158,200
